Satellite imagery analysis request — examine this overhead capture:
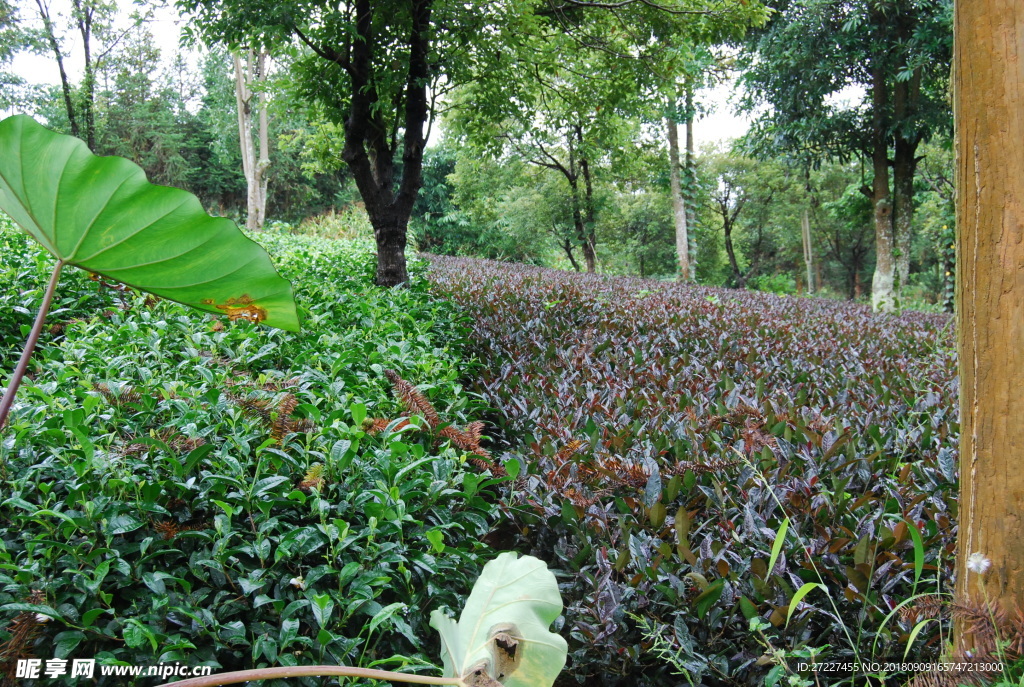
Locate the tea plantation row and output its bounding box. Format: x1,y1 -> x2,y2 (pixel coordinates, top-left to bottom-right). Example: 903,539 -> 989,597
427,256 -> 960,686
0,219 -> 502,685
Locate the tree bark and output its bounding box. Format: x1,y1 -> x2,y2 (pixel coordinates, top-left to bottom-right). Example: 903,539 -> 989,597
71,0 -> 95,149
868,57 -> 896,312
233,49 -> 271,233
953,0 -> 1024,653
35,0 -> 78,140
892,64 -> 922,295
577,126 -> 597,273
801,208 -> 814,294
667,115 -> 690,281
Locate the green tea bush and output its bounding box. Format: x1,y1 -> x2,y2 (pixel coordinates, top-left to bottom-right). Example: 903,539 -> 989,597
428,256 -> 958,687
0,216 -> 499,685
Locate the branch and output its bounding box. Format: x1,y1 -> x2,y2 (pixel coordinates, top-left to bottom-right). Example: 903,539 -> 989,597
293,23 -> 350,73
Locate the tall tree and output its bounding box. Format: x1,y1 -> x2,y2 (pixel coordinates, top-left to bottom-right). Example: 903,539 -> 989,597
180,0 -> 531,285
664,47 -> 733,281
232,48 -> 271,231
31,0 -> 145,149
0,0 -> 35,110
666,113 -> 690,279
181,0 -> 766,285
953,0 -> 1024,654
741,0 -> 952,311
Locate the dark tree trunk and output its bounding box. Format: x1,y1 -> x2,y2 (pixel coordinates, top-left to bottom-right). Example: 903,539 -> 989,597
72,0 -> 96,149
372,211 -> 410,286
338,0 -> 432,287
892,139 -> 916,292
684,85 -> 696,231
562,238 -> 581,271
577,126 -> 597,273
724,219 -> 743,287
565,137 -> 596,274
36,0 -> 79,140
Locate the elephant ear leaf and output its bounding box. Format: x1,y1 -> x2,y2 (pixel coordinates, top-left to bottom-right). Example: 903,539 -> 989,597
430,552 -> 567,687
0,114 -> 299,331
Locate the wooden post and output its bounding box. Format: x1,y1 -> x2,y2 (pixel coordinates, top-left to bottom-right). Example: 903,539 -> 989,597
953,0 -> 1024,652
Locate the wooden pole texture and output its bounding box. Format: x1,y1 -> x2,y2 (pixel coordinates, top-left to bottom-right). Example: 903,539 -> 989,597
953,0 -> 1024,652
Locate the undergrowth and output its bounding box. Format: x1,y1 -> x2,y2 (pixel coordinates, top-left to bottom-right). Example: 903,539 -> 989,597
428,256 -> 961,687
0,215 -> 500,686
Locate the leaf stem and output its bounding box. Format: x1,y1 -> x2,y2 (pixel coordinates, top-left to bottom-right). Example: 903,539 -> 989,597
156,666 -> 463,687
0,259 -> 64,431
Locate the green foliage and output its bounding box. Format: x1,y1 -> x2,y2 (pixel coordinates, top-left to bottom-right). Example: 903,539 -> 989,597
0,215 -> 501,681
747,273 -> 797,296
0,115 -> 298,331
740,0 -> 953,163
599,189 -> 676,278
295,205 -> 374,242
429,255 -> 957,686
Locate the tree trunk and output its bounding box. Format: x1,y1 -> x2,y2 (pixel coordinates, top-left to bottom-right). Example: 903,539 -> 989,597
372,211 -> 410,286
892,136 -> 916,295
723,218 -> 743,287
71,0 -> 95,149
566,136 -> 595,274
892,62 -> 921,297
35,0 -> 79,140
684,85 -> 696,233
233,49 -> 271,233
953,0 -> 1024,654
801,208 -> 814,294
869,60 -> 896,312
577,127 -> 597,273
562,238 -> 581,271
667,115 -> 690,281
339,0 -> 432,287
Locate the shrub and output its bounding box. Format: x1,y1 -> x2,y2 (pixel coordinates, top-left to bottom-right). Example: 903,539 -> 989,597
428,256 -> 958,687
0,217 -> 499,685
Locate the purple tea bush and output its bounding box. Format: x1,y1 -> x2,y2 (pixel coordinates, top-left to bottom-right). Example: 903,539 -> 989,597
428,256 -> 958,686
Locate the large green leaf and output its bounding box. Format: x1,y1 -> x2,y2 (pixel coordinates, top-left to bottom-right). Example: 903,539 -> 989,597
0,115 -> 298,331
430,552 -> 567,687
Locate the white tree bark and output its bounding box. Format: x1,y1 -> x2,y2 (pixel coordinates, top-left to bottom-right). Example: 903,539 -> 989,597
666,116 -> 690,281
233,49 -> 271,232
801,208 -> 814,294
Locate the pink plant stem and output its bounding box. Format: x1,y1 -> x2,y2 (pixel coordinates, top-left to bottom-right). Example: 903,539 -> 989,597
156,665 -> 463,687
0,259 -> 64,431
